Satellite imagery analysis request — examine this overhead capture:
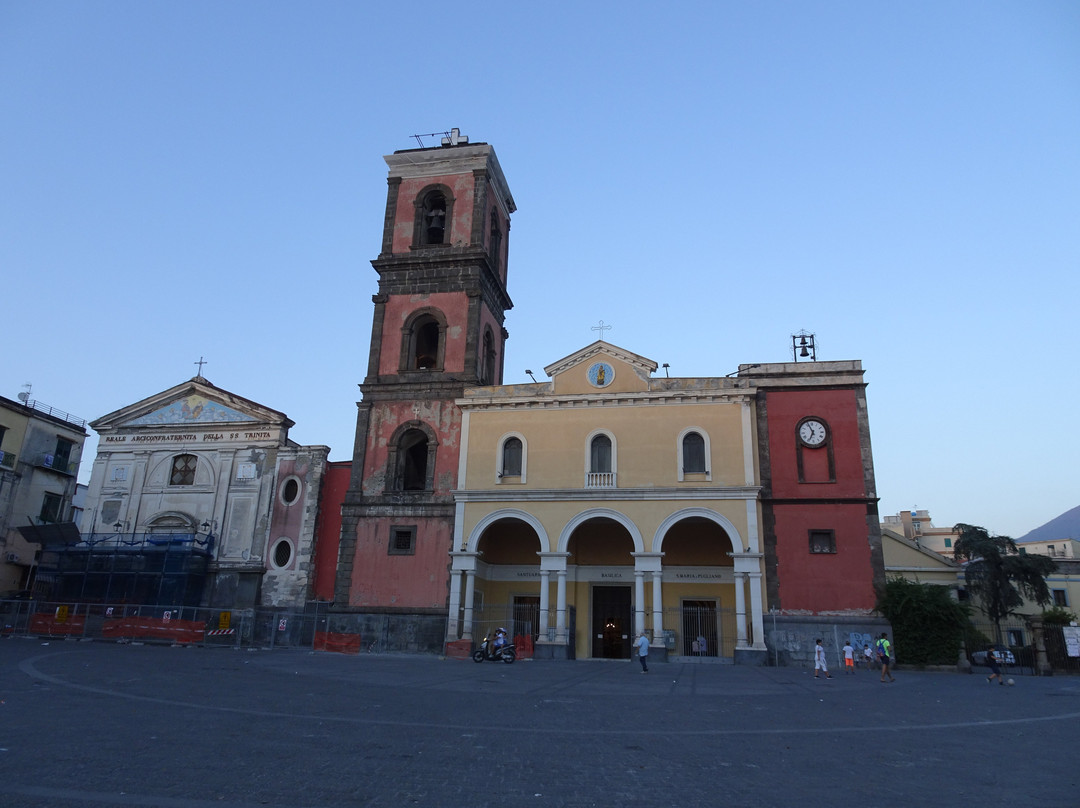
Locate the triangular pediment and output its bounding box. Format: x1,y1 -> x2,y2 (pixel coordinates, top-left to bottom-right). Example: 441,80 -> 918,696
91,377 -> 293,433
543,341 -> 658,395
125,394 -> 255,426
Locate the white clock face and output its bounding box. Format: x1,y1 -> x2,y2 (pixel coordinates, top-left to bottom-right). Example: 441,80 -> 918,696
799,419 -> 827,446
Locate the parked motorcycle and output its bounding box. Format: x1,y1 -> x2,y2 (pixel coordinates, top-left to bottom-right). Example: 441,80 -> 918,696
472,633 -> 516,664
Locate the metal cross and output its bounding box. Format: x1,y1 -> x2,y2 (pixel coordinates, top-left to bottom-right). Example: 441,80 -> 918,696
194,356 -> 208,375
591,320 -> 612,340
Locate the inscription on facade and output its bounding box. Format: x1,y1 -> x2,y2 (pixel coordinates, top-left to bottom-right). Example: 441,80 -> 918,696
102,431 -> 274,445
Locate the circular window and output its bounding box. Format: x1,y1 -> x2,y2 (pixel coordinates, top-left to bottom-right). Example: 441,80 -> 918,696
272,538 -> 293,569
280,477 -> 301,505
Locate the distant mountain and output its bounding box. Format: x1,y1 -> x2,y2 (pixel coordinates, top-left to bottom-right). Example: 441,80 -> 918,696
1018,504 -> 1080,542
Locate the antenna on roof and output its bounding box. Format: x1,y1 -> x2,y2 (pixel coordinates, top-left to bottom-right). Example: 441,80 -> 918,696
410,128 -> 470,148
17,383 -> 32,403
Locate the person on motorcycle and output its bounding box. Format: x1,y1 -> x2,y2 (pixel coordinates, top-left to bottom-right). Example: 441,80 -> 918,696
492,627 -> 508,658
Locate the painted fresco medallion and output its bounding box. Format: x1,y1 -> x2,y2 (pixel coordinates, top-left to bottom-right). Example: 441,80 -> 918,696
587,361 -> 615,388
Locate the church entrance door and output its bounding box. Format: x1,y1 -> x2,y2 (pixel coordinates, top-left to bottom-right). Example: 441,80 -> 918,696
591,586 -> 631,659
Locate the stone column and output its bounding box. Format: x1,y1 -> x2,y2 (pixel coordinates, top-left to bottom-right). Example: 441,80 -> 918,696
555,570 -> 567,642
538,570 -> 550,639
748,571 -> 766,650
462,570 -> 477,641
634,569 -> 646,636
446,569 -> 462,641
651,570 -> 663,645
733,571 -> 749,648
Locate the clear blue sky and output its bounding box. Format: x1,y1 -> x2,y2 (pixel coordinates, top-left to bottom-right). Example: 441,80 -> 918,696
2,2 -> 1077,538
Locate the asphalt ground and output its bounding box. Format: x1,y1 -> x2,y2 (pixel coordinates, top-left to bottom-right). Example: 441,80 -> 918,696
1,637 -> 1076,808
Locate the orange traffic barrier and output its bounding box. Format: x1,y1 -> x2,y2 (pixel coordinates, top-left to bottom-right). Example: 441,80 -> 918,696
313,631 -> 362,655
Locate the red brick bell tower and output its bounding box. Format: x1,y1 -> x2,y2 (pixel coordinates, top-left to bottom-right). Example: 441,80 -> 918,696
335,132 -> 516,613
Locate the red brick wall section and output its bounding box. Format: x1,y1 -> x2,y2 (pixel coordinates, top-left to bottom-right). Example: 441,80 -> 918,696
312,462 -> 351,601
765,388 -> 876,612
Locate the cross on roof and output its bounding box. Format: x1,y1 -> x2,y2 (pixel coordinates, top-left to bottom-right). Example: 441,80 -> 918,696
441,127 -> 469,146
194,356 -> 208,375
591,320 -> 612,340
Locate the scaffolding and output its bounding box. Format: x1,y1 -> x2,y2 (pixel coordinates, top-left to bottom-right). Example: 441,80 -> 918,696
35,531 -> 213,607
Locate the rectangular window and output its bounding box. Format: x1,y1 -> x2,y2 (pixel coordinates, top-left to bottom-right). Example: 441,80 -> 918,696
944,538 -> 952,548
40,492 -> 63,524
1007,628 -> 1024,647
1053,589 -> 1068,607
808,530 -> 836,554
388,525 -> 417,556
54,437 -> 74,467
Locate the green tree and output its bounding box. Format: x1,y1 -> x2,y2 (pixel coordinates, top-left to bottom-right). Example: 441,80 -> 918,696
952,523 -> 1056,643
875,577 -> 968,665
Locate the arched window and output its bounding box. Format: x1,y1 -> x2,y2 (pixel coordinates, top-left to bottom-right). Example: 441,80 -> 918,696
590,434 -> 612,473
585,431 -> 616,488
682,432 -> 706,473
480,327 -> 496,384
496,433 -> 527,484
388,426 -> 437,492
502,437 -> 522,477
413,186 -> 455,247
400,310 -> 446,371
421,190 -> 447,245
170,454 -> 197,486
677,427 -> 712,481
414,318 -> 440,369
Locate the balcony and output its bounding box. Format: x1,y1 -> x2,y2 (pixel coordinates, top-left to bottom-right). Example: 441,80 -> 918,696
585,472 -> 617,488
0,450 -> 15,470
37,453 -> 76,475
22,399 -> 87,429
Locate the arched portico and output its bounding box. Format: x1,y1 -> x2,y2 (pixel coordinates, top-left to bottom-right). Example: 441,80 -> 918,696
448,509 -> 548,644
653,507 -> 766,656
556,507 -> 644,554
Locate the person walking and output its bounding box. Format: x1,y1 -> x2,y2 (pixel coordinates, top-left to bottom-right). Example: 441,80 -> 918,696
842,641 -> 855,674
986,646 -> 1005,685
876,632 -> 896,682
813,639 -> 832,679
635,631 -> 649,673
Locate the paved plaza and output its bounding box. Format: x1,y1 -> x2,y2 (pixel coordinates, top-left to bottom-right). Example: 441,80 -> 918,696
1,636 -> 1077,807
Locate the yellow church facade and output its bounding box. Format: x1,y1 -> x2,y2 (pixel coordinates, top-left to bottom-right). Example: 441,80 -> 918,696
447,341 -> 768,662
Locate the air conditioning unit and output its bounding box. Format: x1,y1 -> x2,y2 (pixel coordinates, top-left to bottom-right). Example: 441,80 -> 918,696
5,553 -> 19,563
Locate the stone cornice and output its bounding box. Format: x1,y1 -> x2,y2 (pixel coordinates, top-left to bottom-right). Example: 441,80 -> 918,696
453,486 -> 761,503
457,389 -> 754,410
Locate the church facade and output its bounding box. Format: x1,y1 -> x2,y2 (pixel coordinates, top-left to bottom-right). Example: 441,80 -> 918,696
446,343 -> 886,663
72,376 -> 329,608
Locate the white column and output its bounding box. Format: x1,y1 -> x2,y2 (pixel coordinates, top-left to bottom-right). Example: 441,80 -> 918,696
462,570 -> 477,641
650,570 -> 663,645
634,569 -> 646,636
733,571 -> 749,648
446,570 -> 462,641
748,572 -> 766,650
555,570 -> 567,642
538,570 -> 550,639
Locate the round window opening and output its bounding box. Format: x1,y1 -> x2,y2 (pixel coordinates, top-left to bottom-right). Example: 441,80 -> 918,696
273,539 -> 292,568
281,478 -> 300,505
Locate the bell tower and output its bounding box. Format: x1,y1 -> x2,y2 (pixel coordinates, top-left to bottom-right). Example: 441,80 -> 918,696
335,132 -> 516,609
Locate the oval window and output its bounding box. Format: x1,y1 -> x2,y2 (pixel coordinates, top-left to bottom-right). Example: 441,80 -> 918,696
273,539 -> 292,568
281,477 -> 301,505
